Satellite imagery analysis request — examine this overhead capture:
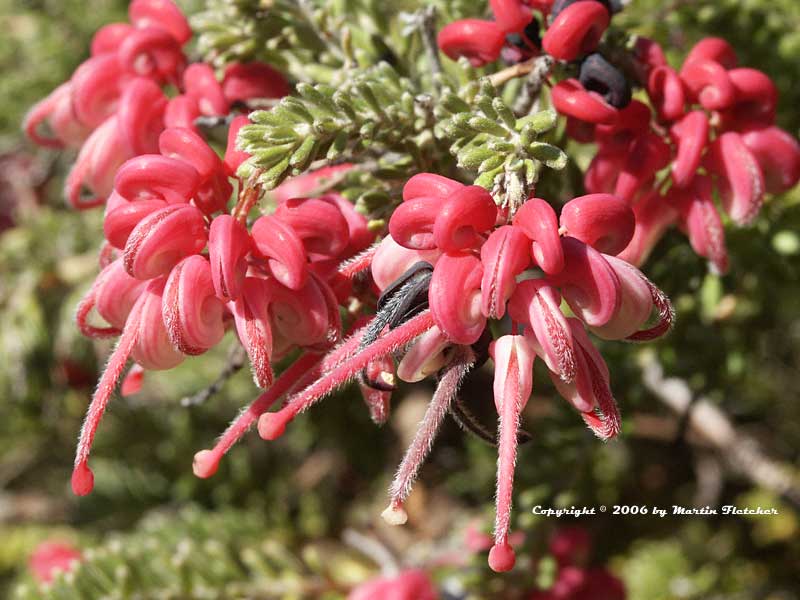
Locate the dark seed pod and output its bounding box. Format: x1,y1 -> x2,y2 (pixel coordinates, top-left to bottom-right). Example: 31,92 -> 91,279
579,52 -> 632,108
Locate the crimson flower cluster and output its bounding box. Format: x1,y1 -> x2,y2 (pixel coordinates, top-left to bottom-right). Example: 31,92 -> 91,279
554,36 -> 800,273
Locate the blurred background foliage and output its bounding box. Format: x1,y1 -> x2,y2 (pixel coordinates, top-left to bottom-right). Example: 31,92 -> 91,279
1,0 -> 799,598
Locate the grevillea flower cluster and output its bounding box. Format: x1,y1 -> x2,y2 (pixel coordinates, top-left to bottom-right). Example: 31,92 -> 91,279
24,0 -> 800,577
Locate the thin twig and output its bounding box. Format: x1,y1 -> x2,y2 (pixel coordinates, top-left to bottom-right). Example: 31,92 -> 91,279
638,350 -> 800,507
513,55 -> 555,116
182,344 -> 247,407
418,6 -> 443,91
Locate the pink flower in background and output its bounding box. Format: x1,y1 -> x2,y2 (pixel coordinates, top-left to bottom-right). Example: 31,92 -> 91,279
29,541 -> 81,584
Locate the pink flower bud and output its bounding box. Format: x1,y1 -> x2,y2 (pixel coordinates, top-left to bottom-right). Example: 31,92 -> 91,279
251,214 -> 308,290
114,154 -> 201,203
684,37 -> 737,70
508,279 -> 577,383
274,197 -> 350,258
403,173 -> 464,201
163,255 -> 226,354
209,214 -> 251,300
103,192 -> 167,249
269,273 -> 341,354
183,63 -> 229,116
584,147 -> 626,194
123,204 -> 207,279
118,27 -> 185,83
480,225 -> 531,319
670,110 -> 709,189
434,185 -> 497,251
77,258 -> 145,337
29,541 -> 81,584
429,252 -> 486,344
130,278 -> 185,370
222,62 -> 291,103
91,23 -> 134,56
371,235 -> 440,291
437,19 -> 506,67
616,190 -> 678,267
129,0 -> 192,45
647,66 -> 686,122
389,196 -> 441,250
348,569 -> 438,600
542,1 -> 609,61
547,237 -> 620,327
740,126 -> 800,195
559,193 -> 635,255
321,193 -> 374,256
708,131 -> 764,225
397,326 -> 452,382
668,175 -> 729,274
489,334 -> 535,572
679,58 -> 735,111
159,127 -> 233,213
118,77 -> 168,155
512,197 -> 564,274
632,36 -> 667,81
551,79 -> 618,124
490,0 -> 533,33
224,115 -> 251,177
231,277 -> 275,388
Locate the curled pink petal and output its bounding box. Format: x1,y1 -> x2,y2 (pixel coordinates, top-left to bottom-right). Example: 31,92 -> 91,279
542,1 -> 609,61
70,54 -> 129,129
403,173 -> 464,202
371,235 -> 440,291
129,0 -> 192,45
584,147 -> 626,194
489,334 -> 535,573
91,22 -> 133,55
437,19 -> 505,67
508,279 -> 576,382
208,214 -> 251,301
589,254 -> 653,339
429,252 -> 486,345
123,203 -> 207,279
617,190 -> 678,267
104,193 -> 167,249
490,0 -> 532,33
396,326 -> 452,382
547,237 -> 620,327
594,100 -> 652,147
670,110 -> 709,189
121,363 -> 145,397
719,68 -> 778,131
163,255 -> 226,354
668,175 -> 729,274
268,273 -> 341,353
118,77 -> 168,155
224,115 -> 251,177
614,132 -> 671,203
77,258 -> 145,338
679,58 -> 735,111
551,79 -> 617,125
321,193 -> 374,256
230,278 -> 275,388
480,225 -> 531,319
164,94 -> 201,131
632,36 -> 667,81
183,63 -> 229,116
559,193 -> 635,255
740,126 -> 800,195
685,37 -> 737,69
434,186 -> 497,252
274,197 -> 350,258
130,282 -> 185,372
23,84 -> 83,148
512,197 -> 564,274
388,196 -> 441,250
647,66 -> 686,122
708,131 -> 764,225
118,26 -> 185,83
159,127 -> 232,213
360,354 -> 395,424
114,154 -> 201,203
251,214 -> 308,290
222,62 -> 290,103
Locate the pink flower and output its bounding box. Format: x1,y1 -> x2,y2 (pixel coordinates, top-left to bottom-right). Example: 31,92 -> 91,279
29,541 -> 81,584
348,569 -> 438,600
